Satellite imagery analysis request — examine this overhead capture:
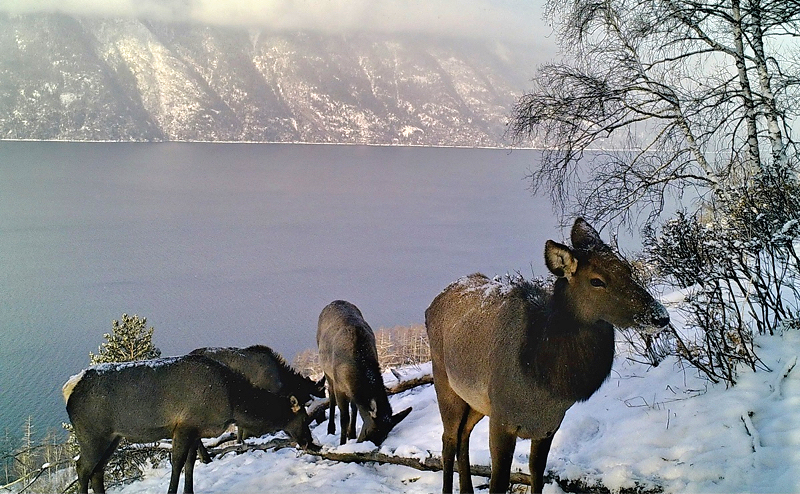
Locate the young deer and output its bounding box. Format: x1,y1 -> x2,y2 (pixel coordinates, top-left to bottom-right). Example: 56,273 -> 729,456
317,300 -> 412,446
64,355 -> 316,494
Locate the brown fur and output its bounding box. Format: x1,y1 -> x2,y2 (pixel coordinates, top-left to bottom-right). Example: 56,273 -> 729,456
317,300 -> 412,446
65,355 -> 316,494
426,218 -> 669,493
190,345 -> 324,441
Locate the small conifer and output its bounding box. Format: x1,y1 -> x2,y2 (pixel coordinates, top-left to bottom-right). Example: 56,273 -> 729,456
89,313 -> 161,364
80,313 -> 167,487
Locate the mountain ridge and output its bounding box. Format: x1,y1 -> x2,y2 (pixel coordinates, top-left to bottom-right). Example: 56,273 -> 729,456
0,13 -> 540,146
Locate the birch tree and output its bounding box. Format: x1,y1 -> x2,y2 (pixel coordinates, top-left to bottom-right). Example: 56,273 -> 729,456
509,0 -> 800,383
509,0 -> 800,226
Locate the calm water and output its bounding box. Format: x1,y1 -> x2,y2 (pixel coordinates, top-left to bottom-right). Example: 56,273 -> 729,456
0,142 -> 558,436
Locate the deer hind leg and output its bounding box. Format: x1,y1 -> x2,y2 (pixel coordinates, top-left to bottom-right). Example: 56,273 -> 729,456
88,470 -> 104,494
75,448 -> 96,493
184,441 -> 199,494
326,374 -> 337,435
76,434 -> 120,494
488,419 -> 517,494
169,430 -> 199,494
456,408 -> 484,494
195,439 -> 212,464
335,392 -> 351,445
529,433 -> 556,494
431,364 -> 478,493
347,401 -> 358,441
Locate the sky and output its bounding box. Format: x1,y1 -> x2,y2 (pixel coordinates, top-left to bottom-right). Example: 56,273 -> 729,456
0,0 -> 554,44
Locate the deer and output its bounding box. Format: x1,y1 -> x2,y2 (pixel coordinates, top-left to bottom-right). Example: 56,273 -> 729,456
190,345 -> 325,441
317,300 -> 413,446
63,354 -> 318,494
425,218 -> 670,493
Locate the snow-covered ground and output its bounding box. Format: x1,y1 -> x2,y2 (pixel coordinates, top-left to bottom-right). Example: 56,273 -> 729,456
116,318 -> 800,493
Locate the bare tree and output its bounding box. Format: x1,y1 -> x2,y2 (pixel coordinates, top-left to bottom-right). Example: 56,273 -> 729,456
509,0 -> 800,227
510,0 -> 800,384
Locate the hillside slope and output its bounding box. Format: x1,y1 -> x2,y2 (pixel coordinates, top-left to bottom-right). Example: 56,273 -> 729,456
114,329 -> 800,493
0,13 -> 539,146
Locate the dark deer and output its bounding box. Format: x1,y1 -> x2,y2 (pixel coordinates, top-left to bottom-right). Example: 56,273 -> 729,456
317,300 -> 412,446
190,345 -> 325,440
63,354 -> 317,494
425,218 -> 670,493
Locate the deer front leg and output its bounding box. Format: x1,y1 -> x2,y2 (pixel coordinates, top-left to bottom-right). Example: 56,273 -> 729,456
529,433 -> 556,494
488,419 -> 516,494
336,393 -> 351,445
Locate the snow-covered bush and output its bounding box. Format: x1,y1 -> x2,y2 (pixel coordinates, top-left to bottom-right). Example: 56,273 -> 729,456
643,211 -> 714,289
644,170 -> 800,385
89,313 -> 161,364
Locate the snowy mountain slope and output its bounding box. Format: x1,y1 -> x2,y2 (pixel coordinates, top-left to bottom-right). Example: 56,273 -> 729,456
0,15 -> 161,140
114,328 -> 800,493
0,13 -> 537,145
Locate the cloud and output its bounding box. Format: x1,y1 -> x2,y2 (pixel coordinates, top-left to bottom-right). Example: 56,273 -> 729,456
0,0 -> 551,44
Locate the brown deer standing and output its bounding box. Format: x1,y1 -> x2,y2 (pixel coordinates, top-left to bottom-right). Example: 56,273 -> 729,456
425,218 -> 670,493
317,300 -> 412,446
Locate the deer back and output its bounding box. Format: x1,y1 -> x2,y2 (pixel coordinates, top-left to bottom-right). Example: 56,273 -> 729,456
191,345 -> 324,402
317,300 -> 385,405
65,356 -> 240,442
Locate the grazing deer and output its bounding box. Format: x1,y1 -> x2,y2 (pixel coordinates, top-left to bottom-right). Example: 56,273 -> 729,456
191,345 -> 325,440
317,300 -> 412,446
426,218 -> 670,493
63,354 -> 317,494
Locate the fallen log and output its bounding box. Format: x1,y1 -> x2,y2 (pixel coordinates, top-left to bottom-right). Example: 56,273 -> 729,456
207,438 -> 530,486
387,374 -> 434,395
207,439 -> 661,494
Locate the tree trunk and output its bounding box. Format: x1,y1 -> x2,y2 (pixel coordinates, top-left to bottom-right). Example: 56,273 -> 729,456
731,0 -> 763,170
748,0 -> 788,170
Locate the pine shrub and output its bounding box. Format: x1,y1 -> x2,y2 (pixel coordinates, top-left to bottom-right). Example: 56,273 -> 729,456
89,313 -> 161,364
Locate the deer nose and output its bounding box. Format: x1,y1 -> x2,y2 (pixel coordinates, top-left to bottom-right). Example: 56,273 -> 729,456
651,304 -> 670,328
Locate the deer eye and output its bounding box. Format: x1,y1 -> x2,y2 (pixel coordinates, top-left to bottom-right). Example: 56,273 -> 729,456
590,278 -> 606,288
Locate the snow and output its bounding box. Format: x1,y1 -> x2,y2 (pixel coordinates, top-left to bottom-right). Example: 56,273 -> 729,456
111,315 -> 800,493
454,272 -> 541,301
89,356 -> 185,374
399,125 -> 423,138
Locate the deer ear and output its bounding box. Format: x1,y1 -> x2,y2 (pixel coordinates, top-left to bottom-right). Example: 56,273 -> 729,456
571,217 -> 604,251
369,399 -> 378,419
391,407 -> 412,427
290,396 -> 301,414
545,240 -> 578,278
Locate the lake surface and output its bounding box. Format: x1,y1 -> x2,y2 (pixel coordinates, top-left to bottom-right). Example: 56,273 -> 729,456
0,141 -> 559,436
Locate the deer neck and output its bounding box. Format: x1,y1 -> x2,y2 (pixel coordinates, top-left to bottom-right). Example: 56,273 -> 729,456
522,283 -> 616,402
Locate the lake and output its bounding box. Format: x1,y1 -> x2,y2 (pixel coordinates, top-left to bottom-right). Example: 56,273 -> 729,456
0,141 -> 558,437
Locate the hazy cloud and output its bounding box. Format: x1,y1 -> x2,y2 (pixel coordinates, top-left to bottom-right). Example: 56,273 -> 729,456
0,0 -> 552,44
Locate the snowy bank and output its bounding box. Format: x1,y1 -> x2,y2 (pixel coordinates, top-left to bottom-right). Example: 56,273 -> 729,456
113,330 -> 800,493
